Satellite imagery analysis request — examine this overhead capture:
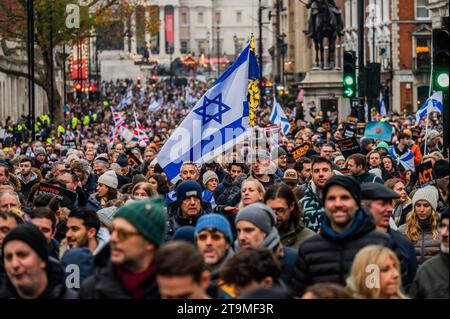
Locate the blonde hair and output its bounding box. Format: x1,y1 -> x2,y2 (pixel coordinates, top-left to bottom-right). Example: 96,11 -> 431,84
404,204 -> 440,242
346,245 -> 407,299
238,177 -> 265,209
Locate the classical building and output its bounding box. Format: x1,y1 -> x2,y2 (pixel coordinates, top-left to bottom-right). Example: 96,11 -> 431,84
0,44 -> 51,122
427,0 -> 449,27
95,0 -> 274,81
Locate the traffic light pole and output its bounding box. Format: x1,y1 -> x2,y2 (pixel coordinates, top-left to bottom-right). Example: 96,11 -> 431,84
27,0 -> 36,140
357,0 -> 366,122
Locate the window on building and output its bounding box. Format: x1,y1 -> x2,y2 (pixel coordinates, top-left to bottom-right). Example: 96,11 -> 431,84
180,40 -> 188,54
198,12 -> 204,24
415,37 -> 431,70
416,0 -> 429,19
215,12 -> 221,24
181,12 -> 188,25
236,11 -> 242,23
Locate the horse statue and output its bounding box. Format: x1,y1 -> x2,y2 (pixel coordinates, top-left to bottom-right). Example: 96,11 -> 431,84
306,0 -> 343,70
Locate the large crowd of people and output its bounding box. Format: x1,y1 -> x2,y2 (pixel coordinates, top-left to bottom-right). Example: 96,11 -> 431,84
0,78 -> 447,299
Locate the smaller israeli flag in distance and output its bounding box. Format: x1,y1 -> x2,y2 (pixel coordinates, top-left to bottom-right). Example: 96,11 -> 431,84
270,97 -> 291,135
416,91 -> 443,123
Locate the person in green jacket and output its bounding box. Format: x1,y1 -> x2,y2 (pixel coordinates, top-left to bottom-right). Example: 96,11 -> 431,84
264,184 -> 315,250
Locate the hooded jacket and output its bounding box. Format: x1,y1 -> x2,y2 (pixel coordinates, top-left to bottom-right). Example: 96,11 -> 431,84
291,208 -> 396,295
0,258 -> 77,299
16,171 -> 40,200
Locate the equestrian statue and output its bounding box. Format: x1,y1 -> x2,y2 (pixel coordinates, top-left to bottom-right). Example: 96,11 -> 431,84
305,0 -> 344,69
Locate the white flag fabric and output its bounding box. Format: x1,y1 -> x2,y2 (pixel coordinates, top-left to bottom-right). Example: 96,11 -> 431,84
379,90 -> 387,117
157,42 -> 254,183
416,91 -> 443,123
270,97 -> 291,135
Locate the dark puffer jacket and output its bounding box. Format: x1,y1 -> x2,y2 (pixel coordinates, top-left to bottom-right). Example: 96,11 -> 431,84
409,253 -> 449,299
165,209 -> 208,241
398,222 -> 441,265
0,258 -> 77,299
214,174 -> 242,207
291,209 -> 395,295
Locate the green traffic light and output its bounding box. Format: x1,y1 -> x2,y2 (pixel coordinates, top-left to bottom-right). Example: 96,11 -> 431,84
344,75 -> 354,86
344,87 -> 354,97
437,73 -> 449,88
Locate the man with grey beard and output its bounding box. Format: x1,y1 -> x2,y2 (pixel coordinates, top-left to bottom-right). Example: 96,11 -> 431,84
409,208 -> 449,299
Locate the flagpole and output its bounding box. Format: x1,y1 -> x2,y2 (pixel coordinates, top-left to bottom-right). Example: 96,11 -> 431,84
423,39 -> 434,157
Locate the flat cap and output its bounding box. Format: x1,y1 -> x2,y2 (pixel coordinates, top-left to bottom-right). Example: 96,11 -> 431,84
361,183 -> 400,200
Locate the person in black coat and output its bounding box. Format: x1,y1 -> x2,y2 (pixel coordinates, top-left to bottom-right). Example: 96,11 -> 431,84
0,224 -> 76,299
361,182 -> 418,292
291,176 -> 397,295
78,197 -> 166,299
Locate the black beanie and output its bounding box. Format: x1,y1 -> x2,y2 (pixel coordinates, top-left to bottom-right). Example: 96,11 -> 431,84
1,224 -> 49,262
322,175 -> 361,206
433,160 -> 449,179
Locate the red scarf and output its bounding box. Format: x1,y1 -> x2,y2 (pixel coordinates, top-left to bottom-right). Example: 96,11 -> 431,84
115,263 -> 155,299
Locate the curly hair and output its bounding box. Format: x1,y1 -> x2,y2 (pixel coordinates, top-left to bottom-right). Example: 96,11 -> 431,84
264,184 -> 301,226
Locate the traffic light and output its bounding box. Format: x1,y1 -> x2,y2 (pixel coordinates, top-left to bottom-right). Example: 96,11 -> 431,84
343,51 -> 356,98
75,83 -> 82,99
432,26 -> 449,91
137,76 -> 142,88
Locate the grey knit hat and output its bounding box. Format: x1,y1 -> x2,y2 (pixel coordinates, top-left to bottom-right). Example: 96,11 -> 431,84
412,186 -> 439,212
203,171 -> 219,185
235,203 -> 276,235
98,170 -> 118,189
96,206 -> 118,226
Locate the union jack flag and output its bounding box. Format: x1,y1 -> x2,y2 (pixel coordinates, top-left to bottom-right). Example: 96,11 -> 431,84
132,112 -> 149,142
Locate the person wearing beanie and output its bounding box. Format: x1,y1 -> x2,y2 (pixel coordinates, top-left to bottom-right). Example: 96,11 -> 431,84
193,214 -> 234,282
376,141 -> 390,156
171,225 -> 196,243
166,180 -> 207,241
399,186 -> 441,265
334,155 -> 346,170
202,171 -> 219,210
291,175 -> 396,295
34,147 -> 48,169
79,197 -> 167,299
91,170 -> 119,210
115,153 -> 133,188
234,203 -> 298,287
271,147 -> 288,179
409,208 -> 449,299
96,206 -> 118,230
61,247 -> 94,289
0,224 -> 76,299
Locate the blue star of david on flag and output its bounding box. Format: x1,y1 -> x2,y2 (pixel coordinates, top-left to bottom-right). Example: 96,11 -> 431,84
193,93 -> 231,125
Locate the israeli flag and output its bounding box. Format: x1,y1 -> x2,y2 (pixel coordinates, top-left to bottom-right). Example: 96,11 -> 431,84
148,100 -> 161,111
270,97 -> 291,135
416,91 -> 443,123
117,89 -> 133,110
157,40 -> 255,183
379,90 -> 387,117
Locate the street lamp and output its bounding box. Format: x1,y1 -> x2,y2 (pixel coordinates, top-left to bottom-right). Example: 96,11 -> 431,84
206,31 -> 211,79
216,26 -> 220,78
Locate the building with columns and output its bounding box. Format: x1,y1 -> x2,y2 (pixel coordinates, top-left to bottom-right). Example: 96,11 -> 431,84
96,0 -> 274,81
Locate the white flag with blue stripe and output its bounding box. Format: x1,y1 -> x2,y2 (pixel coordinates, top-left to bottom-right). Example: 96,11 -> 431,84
416,91 -> 443,123
270,97 -> 291,135
379,90 -> 387,117
157,41 -> 255,183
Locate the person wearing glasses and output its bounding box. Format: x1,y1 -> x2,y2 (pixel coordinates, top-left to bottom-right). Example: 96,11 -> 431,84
264,184 -> 314,250
194,214 -> 234,284
79,197 -> 167,299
